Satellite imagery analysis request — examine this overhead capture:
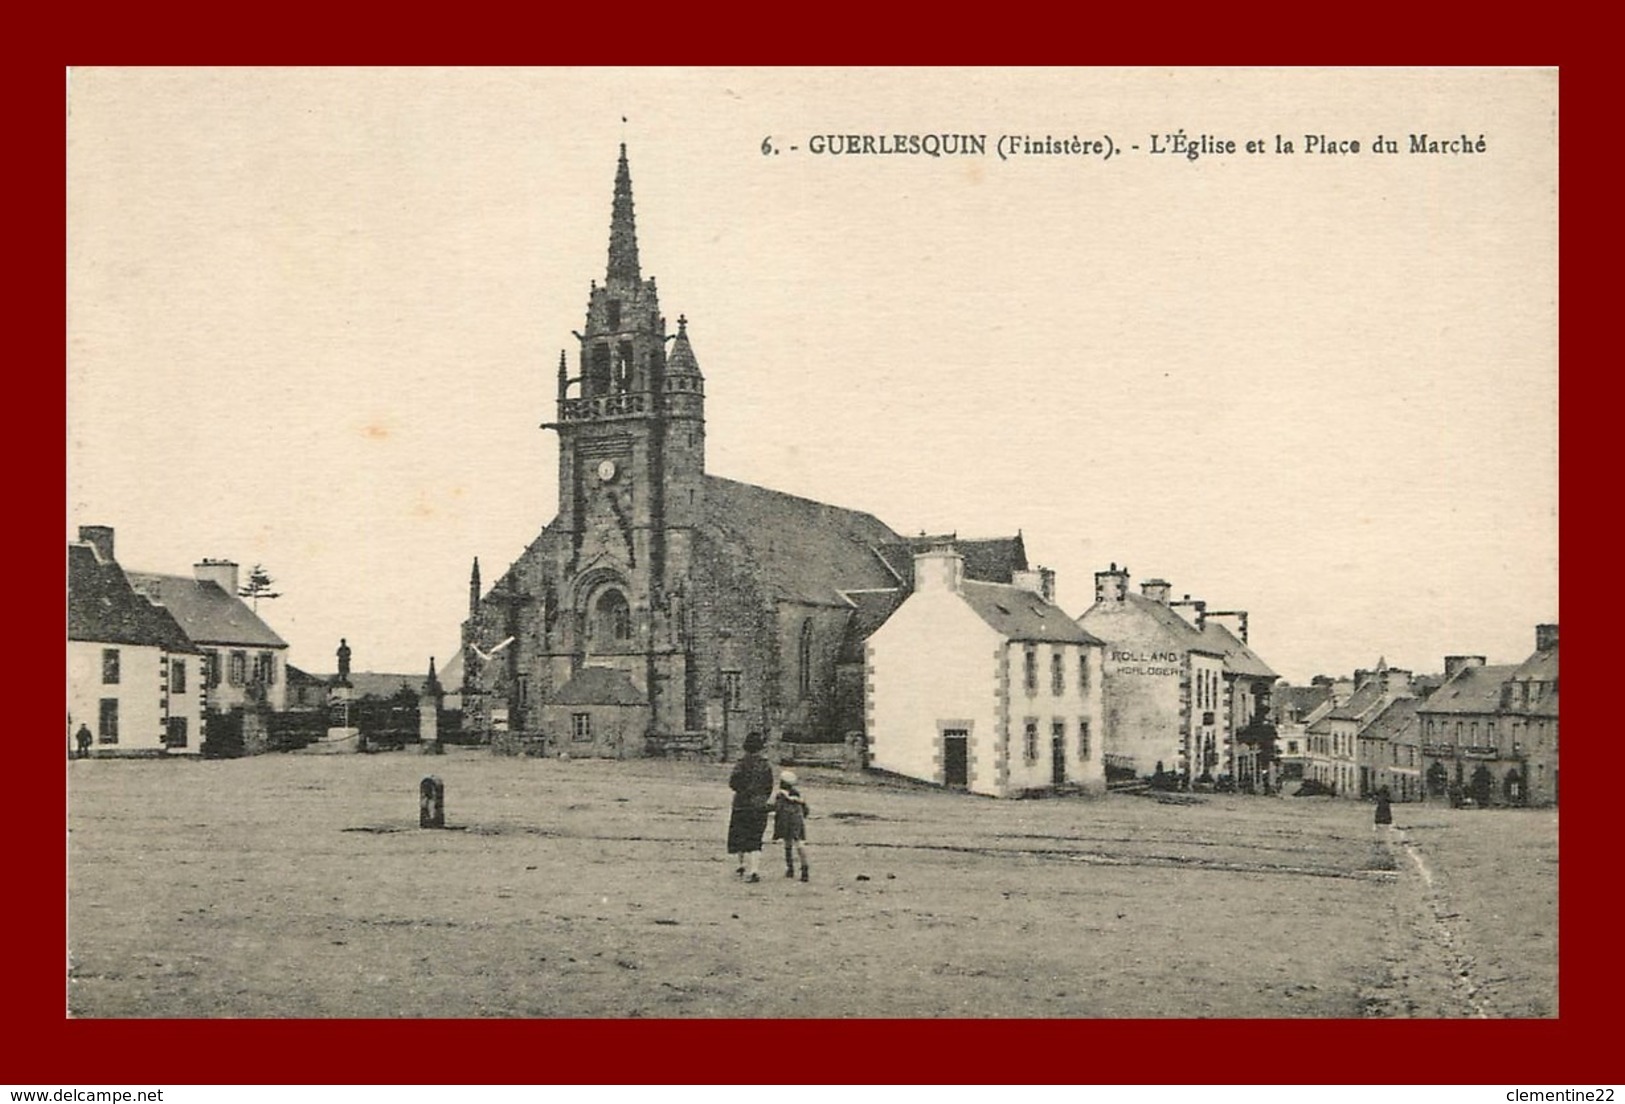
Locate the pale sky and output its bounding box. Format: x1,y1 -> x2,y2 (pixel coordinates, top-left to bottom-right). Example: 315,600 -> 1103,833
66,67 -> 1558,683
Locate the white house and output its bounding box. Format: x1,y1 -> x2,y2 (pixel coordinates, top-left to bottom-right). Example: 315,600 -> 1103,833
865,547 -> 1106,798
68,527 -> 206,755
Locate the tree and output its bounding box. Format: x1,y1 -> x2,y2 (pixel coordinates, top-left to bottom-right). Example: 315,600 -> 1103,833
238,564 -> 281,611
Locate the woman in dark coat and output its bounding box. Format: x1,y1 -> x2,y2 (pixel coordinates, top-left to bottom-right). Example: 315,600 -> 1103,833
728,731 -> 775,882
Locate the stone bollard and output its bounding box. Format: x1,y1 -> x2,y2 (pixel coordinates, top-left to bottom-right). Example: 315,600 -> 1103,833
420,775 -> 445,829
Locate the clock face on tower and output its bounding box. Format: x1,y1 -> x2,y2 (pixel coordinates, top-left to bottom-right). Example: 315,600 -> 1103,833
597,459 -> 618,483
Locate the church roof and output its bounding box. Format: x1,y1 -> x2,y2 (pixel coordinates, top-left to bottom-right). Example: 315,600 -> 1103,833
68,544 -> 200,653
701,475 -> 902,606
550,666 -> 647,707
961,581 -> 1101,645
126,571 -> 288,649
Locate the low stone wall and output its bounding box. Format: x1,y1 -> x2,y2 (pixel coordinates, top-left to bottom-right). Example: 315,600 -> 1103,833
645,731 -> 715,760
489,730 -> 551,757
779,733 -> 865,771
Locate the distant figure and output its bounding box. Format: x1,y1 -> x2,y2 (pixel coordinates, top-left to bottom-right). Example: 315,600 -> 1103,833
74,723 -> 92,759
727,732 -> 774,883
1374,788 -> 1393,830
773,769 -> 811,882
337,638 -> 352,683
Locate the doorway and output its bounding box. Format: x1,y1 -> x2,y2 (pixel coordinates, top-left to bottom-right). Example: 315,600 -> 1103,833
943,730 -> 968,787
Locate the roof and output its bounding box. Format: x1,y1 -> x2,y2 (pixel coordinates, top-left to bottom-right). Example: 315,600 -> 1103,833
125,572 -> 288,649
1327,681 -> 1389,722
1511,643 -> 1557,683
1273,684 -> 1332,723
1416,664 -> 1520,716
1199,622 -> 1277,680
1359,698 -> 1420,743
875,534 -> 1028,587
549,666 -> 647,707
700,475 -> 902,606
960,581 -> 1101,645
68,544 -> 200,653
1082,592 -> 1224,657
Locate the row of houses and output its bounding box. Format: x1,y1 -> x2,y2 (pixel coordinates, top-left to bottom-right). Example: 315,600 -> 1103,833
1269,625 -> 1559,806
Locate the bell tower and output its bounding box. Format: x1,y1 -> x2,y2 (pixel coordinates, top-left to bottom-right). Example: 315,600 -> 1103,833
540,144 -> 706,732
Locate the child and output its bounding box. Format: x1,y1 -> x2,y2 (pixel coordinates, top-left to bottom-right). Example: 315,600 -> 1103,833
773,769 -> 811,881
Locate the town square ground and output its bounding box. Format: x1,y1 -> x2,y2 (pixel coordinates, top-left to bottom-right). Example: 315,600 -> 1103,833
67,749 -> 1556,1018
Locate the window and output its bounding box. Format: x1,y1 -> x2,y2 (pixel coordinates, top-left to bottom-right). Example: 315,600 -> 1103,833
171,659 -> 187,694
1079,653 -> 1090,694
253,651 -> 276,685
1024,646 -> 1038,694
721,670 -> 743,706
228,651 -> 247,686
594,590 -> 632,646
101,649 -> 119,685
798,619 -> 814,699
1051,652 -> 1065,696
606,298 -> 621,329
1024,719 -> 1039,763
98,698 -> 119,744
1078,719 -> 1091,760
205,651 -> 221,688
572,713 -> 593,742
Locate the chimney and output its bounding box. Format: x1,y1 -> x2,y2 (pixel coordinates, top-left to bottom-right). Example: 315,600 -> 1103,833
913,547 -> 964,594
1141,579 -> 1172,604
1382,667 -> 1413,696
195,558 -> 240,595
1170,595 -> 1205,629
1205,610 -> 1249,643
1094,563 -> 1129,604
1013,566 -> 1057,604
1443,655 -> 1486,681
1535,623 -> 1558,651
78,525 -> 115,563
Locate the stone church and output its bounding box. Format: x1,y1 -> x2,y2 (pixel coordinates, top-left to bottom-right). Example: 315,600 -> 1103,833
462,147 -> 1029,757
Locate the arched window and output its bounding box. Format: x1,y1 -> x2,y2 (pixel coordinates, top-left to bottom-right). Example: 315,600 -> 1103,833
798,619 -> 814,699
594,590 -> 632,647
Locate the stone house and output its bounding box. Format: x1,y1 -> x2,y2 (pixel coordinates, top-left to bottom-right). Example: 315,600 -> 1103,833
866,548 -> 1105,797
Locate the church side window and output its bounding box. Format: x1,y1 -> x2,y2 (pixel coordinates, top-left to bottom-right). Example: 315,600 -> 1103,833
798,619 -> 814,699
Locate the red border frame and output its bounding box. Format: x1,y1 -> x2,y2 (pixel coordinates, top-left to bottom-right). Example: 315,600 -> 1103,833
33,38 -> 1600,1086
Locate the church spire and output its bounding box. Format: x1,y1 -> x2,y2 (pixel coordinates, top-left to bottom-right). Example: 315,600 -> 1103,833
606,143 -> 640,284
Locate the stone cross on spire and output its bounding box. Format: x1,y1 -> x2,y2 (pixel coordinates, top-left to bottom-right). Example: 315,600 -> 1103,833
606,143 -> 640,284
